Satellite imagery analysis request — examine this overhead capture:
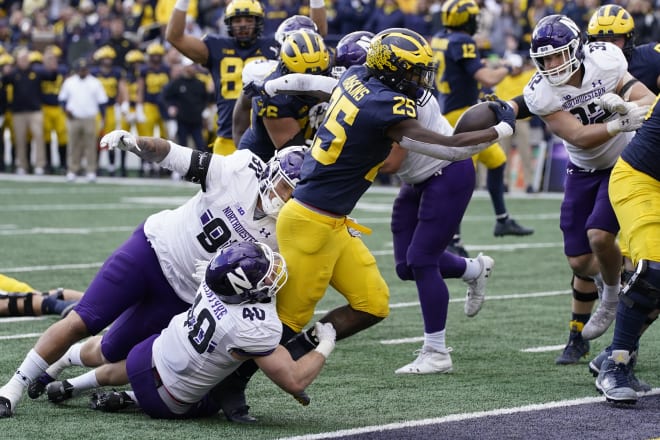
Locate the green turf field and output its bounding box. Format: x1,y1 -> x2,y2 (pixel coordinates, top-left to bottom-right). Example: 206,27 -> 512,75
1,177 -> 657,440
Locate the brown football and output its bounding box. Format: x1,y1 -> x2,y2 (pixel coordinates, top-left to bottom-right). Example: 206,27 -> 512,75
453,101 -> 498,134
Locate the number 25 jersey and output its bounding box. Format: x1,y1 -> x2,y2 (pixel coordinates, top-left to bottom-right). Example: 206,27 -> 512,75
294,65 -> 416,215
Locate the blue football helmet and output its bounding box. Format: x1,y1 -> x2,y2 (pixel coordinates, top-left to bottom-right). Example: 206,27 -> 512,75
205,242 -> 287,304
259,145 -> 307,217
331,30 -> 374,79
274,15 -> 318,46
530,15 -> 584,86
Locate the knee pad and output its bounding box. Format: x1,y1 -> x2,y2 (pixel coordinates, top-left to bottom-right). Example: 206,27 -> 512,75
620,260 -> 660,312
2,292 -> 35,316
395,263 -> 414,281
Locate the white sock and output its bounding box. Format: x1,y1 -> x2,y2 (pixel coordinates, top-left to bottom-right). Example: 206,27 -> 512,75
423,330 -> 447,353
601,283 -> 620,303
67,370 -> 100,397
461,257 -> 482,280
45,343 -> 84,378
0,349 -> 48,407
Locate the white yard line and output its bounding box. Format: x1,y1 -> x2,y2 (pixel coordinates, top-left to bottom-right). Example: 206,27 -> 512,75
278,390 -> 660,440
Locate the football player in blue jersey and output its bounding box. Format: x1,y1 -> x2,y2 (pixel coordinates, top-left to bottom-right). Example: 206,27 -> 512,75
431,0 -> 534,257
583,3 -> 660,386
594,93 -> 660,405
213,27 -> 516,419
238,29 -> 330,162
167,0 -> 280,156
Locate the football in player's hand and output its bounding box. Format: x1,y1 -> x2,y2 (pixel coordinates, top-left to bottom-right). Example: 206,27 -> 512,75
453,102 -> 498,134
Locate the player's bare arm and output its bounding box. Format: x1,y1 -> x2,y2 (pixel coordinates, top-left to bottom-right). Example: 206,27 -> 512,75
166,6 -> 209,65
232,91 -> 252,146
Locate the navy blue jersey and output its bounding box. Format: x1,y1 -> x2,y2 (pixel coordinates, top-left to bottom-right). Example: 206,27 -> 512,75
203,35 -> 279,139
621,95 -> 660,181
629,42 -> 660,95
241,67 -> 320,162
431,30 -> 484,114
293,65 -> 415,215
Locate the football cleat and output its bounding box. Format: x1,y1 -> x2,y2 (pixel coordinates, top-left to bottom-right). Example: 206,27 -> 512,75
589,349 -> 651,393
447,238 -> 469,258
90,391 -> 136,412
595,350 -> 638,404
464,253 -> 494,317
555,321 -> 590,364
224,405 -> 257,424
581,300 -> 618,340
28,373 -> 55,399
0,396 -> 12,418
395,347 -> 453,374
46,380 -> 74,403
493,217 -> 534,237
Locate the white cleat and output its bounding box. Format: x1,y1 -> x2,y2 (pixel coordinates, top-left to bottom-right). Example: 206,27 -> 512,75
582,299 -> 618,340
395,348 -> 453,374
464,253 -> 494,317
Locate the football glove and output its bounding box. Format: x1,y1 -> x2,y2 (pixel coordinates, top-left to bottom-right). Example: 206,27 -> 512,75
308,102 -> 328,131
596,92 -> 636,115
606,105 -> 649,136
100,130 -> 141,152
242,81 -> 266,99
487,99 -> 516,133
313,322 -> 336,358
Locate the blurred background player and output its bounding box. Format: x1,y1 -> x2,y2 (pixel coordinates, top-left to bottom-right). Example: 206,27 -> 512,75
40,45 -> 68,175
137,42 -> 170,177
432,0 -> 534,257
91,46 -> 128,177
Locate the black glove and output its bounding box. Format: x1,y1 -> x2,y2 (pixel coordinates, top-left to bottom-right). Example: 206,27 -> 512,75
242,81 -> 265,99
488,99 -> 516,133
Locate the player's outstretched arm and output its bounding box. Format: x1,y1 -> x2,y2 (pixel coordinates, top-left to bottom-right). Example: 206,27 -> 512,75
165,0 -> 209,65
255,322 -> 335,396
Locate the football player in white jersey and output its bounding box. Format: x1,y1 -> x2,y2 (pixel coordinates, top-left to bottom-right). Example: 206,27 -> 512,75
507,15 -> 654,365
0,132 -> 306,419
43,241 -> 337,420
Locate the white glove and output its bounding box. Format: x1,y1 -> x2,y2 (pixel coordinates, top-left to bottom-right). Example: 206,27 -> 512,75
313,322 -> 336,358
596,92 -> 636,115
99,130 -> 141,152
135,104 -> 146,123
308,102 -> 329,131
605,105 -> 649,136
346,216 -> 362,238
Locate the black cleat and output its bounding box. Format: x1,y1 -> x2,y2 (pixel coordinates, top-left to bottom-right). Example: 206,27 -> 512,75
555,321 -> 590,365
28,373 -> 55,399
46,380 -> 74,403
0,397 -> 12,418
494,217 -> 534,237
224,405 -> 257,424
292,390 -> 310,406
90,391 -> 136,412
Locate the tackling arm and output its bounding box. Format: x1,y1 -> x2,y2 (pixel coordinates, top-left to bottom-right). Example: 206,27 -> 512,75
254,345 -> 328,396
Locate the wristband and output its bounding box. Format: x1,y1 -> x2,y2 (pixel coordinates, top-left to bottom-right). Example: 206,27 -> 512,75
314,340 -> 335,358
493,121 -> 514,140
310,0 -> 324,8
174,0 -> 190,12
606,119 -> 621,136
